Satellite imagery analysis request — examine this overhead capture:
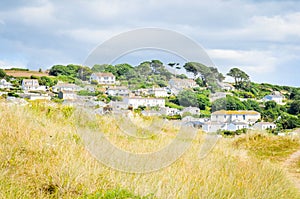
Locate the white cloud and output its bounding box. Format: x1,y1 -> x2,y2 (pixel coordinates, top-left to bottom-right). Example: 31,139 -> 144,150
0,59 -> 27,69
207,49 -> 278,73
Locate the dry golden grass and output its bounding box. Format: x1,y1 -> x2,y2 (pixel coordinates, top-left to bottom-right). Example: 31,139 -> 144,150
5,70 -> 50,77
0,102 -> 300,198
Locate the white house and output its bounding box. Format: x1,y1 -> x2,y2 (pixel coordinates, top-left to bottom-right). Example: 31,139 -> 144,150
148,87 -> 169,97
182,106 -> 200,115
90,73 -> 115,85
210,92 -> 233,102
168,78 -> 198,94
106,86 -> 130,97
52,83 -> 82,92
218,82 -> 235,91
226,122 -> 249,131
123,97 -> 165,109
21,79 -> 46,91
108,101 -> 129,110
262,94 -> 284,104
202,122 -> 226,133
160,107 -> 180,116
0,79 -> 13,89
58,91 -> 77,100
252,122 -> 276,131
211,110 -> 261,125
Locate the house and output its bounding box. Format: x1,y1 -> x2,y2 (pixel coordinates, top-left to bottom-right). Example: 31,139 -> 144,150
252,122 -> 276,131
58,91 -> 77,100
106,86 -> 130,97
218,82 -> 235,91
168,78 -> 198,94
160,107 -> 180,116
211,110 -> 261,125
226,122 -> 249,131
202,122 -> 226,133
262,93 -> 284,104
141,110 -> 162,117
21,79 -> 41,91
52,83 -> 82,93
108,101 -> 129,110
25,93 -> 51,101
182,106 -> 200,115
90,73 -> 115,85
0,79 -> 13,89
123,97 -> 165,109
148,87 -> 169,97
84,85 -> 96,92
210,92 -> 233,102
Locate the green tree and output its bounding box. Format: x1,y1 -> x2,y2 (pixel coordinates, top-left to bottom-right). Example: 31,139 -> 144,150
211,96 -> 246,112
0,69 -> 6,78
177,89 -> 198,107
227,68 -> 250,89
288,100 -> 300,115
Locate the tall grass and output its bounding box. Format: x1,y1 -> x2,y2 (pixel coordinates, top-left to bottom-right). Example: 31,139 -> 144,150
0,102 -> 299,198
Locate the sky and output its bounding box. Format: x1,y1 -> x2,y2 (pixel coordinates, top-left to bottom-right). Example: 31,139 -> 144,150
0,0 -> 300,86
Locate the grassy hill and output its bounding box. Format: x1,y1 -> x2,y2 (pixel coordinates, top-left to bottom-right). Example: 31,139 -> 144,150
0,102 -> 300,198
5,69 -> 50,78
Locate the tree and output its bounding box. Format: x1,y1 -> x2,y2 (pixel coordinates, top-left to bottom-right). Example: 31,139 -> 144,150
227,68 -> 250,89
177,89 -> 198,107
288,100 -> 300,115
183,62 -> 224,91
0,69 -> 6,78
211,96 -> 246,112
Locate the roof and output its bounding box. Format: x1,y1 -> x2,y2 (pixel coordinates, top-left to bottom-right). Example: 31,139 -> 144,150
212,110 -> 260,115
94,72 -> 115,77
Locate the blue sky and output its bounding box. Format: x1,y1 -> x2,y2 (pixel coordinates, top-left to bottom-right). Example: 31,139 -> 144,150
0,0 -> 300,86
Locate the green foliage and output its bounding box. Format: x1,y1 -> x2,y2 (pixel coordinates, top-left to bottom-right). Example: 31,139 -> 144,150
84,188 -> 149,199
165,102 -> 183,110
0,69 -> 6,78
8,68 -> 29,71
49,64 -> 92,81
91,64 -> 107,72
7,92 -> 20,98
176,74 -> 188,79
288,100 -> 300,115
211,95 -> 246,112
108,95 -> 123,102
39,76 -> 57,87
183,62 -> 224,91
220,128 -> 247,137
77,90 -> 97,96
177,89 -> 198,107
276,114 -> 300,130
242,100 -> 261,112
227,67 -> 250,89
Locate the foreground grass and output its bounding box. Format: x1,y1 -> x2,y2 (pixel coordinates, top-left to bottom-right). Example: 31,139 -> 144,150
0,102 -> 300,198
233,132 -> 300,162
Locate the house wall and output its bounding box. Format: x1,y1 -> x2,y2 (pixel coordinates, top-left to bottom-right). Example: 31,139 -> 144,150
124,98 -> 165,109
90,73 -> 115,84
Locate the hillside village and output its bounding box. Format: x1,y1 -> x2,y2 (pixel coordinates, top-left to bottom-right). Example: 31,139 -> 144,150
0,61 -> 299,136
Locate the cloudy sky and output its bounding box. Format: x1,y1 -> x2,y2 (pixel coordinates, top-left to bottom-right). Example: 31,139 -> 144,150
0,0 -> 300,86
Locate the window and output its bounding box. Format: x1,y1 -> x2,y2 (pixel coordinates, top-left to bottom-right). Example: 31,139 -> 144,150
243,115 -> 246,120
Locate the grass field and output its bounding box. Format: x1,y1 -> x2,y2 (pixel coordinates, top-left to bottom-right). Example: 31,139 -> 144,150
0,102 -> 300,198
4,70 -> 50,77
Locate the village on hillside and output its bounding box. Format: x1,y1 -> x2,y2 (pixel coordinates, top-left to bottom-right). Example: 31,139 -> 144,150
0,62 -> 299,136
